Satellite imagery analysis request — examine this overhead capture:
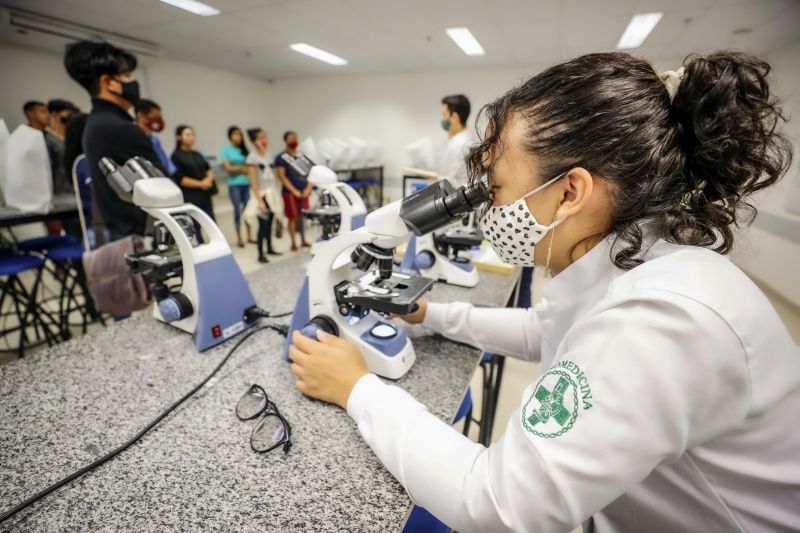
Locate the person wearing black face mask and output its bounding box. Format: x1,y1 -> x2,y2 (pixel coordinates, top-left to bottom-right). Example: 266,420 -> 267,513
64,40 -> 166,241
41,99 -> 80,236
45,99 -> 80,196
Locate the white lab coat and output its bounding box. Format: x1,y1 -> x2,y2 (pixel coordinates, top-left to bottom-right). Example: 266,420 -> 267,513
436,129 -> 474,189
3,123 -> 53,211
347,237 -> 800,532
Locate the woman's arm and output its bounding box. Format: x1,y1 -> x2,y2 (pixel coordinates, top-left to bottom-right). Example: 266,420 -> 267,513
247,165 -> 261,197
276,166 -> 302,197
179,176 -> 210,189
172,154 -> 210,190
348,295 -> 749,532
411,301 -> 544,362
222,159 -> 249,174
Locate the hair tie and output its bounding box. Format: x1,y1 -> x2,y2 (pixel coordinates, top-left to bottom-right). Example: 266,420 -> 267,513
659,66 -> 685,102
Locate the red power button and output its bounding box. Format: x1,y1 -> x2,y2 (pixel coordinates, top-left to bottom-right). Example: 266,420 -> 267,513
212,325 -> 222,338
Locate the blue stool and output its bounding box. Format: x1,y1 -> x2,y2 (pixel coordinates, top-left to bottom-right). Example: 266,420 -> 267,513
46,242 -> 101,338
0,254 -> 60,356
16,234 -> 79,252
403,506 -> 449,533
455,388 -> 473,436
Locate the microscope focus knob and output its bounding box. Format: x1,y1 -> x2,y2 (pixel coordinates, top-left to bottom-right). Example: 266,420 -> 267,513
158,293 -> 194,323
300,315 -> 339,339
414,250 -> 435,270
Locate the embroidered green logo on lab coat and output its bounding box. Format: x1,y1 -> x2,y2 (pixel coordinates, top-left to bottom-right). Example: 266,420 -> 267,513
521,360 -> 593,438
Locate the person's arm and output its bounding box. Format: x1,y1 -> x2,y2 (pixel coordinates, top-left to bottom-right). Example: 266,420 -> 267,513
348,295 -> 749,532
221,159 -> 249,174
180,176 -> 210,190
403,300 -> 544,362
247,164 -> 268,213
275,164 -> 302,197
220,148 -> 249,174
172,153 -> 211,190
246,155 -> 261,197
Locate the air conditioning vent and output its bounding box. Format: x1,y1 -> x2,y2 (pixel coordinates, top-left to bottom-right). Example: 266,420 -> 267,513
0,6 -> 162,57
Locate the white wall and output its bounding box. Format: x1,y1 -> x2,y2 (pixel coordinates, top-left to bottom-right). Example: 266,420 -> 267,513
732,39 -> 800,306
263,58 -> 684,202
0,42 -> 272,158
0,42 -> 91,129
263,66 -> 536,202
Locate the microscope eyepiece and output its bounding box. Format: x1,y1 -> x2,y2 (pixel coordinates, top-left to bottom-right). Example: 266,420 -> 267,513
98,157 -> 119,177
399,179 -> 488,236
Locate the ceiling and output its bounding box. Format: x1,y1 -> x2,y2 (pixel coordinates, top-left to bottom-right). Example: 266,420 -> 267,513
1,0 -> 798,81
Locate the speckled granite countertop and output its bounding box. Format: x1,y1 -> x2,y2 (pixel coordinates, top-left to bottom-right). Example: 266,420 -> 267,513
0,252 -> 519,532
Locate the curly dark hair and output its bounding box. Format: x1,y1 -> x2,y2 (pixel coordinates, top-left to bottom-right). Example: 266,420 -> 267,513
466,51 -> 792,269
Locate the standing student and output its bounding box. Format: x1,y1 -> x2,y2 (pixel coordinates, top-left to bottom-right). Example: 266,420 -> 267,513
437,94 -> 474,189
23,100 -> 50,132
171,125 -> 215,221
288,51 -> 800,532
44,99 -> 80,236
134,98 -> 176,177
274,131 -> 311,251
220,126 -> 253,247
245,127 -> 281,263
45,99 -> 79,195
64,40 -> 166,241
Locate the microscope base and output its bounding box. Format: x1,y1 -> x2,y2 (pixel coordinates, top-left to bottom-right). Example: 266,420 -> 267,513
421,260 -> 479,288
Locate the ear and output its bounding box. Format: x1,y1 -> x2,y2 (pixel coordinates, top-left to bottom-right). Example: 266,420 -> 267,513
99,73 -> 116,92
555,167 -> 594,220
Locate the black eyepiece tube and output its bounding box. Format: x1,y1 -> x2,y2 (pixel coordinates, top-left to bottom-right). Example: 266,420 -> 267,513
443,183 -> 486,219
126,156 -> 164,180
399,179 -> 487,236
98,157 -> 118,177
99,156 -> 137,201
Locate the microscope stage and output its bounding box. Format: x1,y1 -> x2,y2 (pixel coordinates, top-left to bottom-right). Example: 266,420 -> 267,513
335,273 -> 434,315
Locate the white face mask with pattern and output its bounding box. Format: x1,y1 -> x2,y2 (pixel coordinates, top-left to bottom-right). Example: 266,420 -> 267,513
479,172 -> 566,266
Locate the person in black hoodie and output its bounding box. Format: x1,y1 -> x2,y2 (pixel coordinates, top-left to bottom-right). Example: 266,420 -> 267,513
64,40 -> 166,241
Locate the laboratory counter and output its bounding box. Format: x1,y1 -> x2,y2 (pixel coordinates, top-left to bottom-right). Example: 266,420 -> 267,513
0,251 -> 520,532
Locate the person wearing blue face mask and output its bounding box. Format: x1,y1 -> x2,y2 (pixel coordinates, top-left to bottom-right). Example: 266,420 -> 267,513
288,51 -> 800,532
64,40 -> 166,241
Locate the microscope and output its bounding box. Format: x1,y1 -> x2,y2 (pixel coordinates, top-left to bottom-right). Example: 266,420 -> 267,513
401,224 -> 483,288
99,156 -> 258,351
281,154 -> 368,255
285,178 -> 486,379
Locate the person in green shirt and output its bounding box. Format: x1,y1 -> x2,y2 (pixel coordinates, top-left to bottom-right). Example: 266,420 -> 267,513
220,126 -> 254,247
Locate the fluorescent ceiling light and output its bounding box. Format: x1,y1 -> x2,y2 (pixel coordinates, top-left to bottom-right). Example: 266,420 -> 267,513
159,0 -> 220,16
289,43 -> 348,66
617,12 -> 662,49
446,27 -> 485,56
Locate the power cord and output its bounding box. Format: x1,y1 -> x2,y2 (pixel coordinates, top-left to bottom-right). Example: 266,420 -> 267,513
0,322 -> 288,524
244,305 -> 293,321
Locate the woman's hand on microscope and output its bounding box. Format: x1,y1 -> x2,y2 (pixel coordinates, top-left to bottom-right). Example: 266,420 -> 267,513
391,299 -> 428,324
289,330 -> 369,409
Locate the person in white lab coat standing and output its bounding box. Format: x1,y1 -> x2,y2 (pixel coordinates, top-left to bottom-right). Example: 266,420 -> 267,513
289,50 -> 800,532
437,94 -> 475,189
